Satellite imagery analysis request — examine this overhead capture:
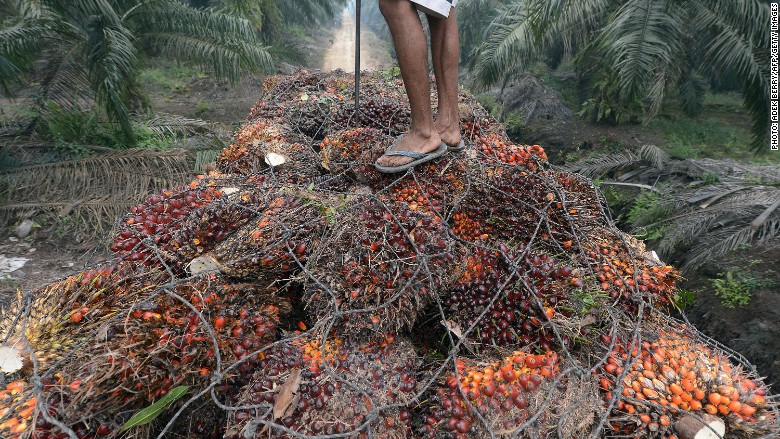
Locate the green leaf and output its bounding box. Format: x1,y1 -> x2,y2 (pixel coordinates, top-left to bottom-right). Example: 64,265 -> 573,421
120,386 -> 190,432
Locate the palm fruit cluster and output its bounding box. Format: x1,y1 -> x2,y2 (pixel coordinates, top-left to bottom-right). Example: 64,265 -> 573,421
305,198 -> 455,336
0,380 -> 35,439
248,70 -> 354,140
443,246 -> 577,350
0,278 -> 284,439
217,120 -> 296,175
331,98 -> 411,136
320,127 -> 390,186
382,157 -> 468,217
419,351 -> 562,438
0,261 -> 165,373
598,325 -> 776,438
2,70 -> 779,439
225,333 -> 420,438
111,177 -> 262,273
583,233 -> 680,313
202,192 -> 325,280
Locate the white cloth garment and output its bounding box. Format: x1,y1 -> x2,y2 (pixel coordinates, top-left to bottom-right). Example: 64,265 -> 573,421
411,0 -> 457,19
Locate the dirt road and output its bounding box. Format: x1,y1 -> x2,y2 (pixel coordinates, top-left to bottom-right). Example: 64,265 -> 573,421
322,9 -> 391,72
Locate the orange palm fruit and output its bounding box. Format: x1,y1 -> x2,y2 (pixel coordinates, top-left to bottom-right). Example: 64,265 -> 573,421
708,393 -> 722,406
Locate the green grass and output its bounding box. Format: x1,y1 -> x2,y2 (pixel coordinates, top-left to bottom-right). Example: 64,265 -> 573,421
137,62 -> 206,94
652,92 -> 778,163
35,102 -> 177,152
651,117 -> 747,159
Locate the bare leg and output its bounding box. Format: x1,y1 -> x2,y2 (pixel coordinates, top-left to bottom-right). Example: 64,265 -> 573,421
376,0 -> 442,168
428,9 -> 461,146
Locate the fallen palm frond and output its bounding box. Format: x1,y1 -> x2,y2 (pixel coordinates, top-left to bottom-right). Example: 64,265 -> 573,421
0,148 -> 194,236
567,150 -> 643,178
0,197 -> 137,237
142,114 -> 226,139
569,148 -> 780,272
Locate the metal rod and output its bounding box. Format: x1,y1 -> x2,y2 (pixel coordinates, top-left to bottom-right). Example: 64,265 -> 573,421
354,0 -> 361,118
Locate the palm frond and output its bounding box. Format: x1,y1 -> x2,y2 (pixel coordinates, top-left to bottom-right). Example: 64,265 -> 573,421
568,150 -> 643,178
0,149 -> 191,208
0,196 -> 137,237
473,3 -> 535,87
38,45 -> 93,110
145,33 -> 271,83
639,144 -> 669,170
598,0 -> 683,112
677,72 -> 707,118
84,17 -> 138,140
691,0 -> 769,152
680,226 -> 749,271
142,114 -> 225,139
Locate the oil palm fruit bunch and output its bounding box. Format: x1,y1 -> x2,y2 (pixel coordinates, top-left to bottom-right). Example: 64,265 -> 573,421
199,192 -> 326,280
475,134 -> 548,171
598,324 -> 776,439
305,198 -> 455,336
255,70 -> 352,112
583,233 -> 680,313
0,262 -> 165,376
418,351 -> 564,438
111,175 -> 269,274
331,98 -> 412,136
443,246 -> 578,350
320,128 -> 390,186
217,120 -> 304,175
249,70 -> 353,141
384,157 -> 468,217
0,278 -> 284,439
0,380 -> 36,439
225,333 -> 420,438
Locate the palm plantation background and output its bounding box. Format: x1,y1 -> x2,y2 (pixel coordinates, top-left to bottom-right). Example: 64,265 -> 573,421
1,0 -> 778,381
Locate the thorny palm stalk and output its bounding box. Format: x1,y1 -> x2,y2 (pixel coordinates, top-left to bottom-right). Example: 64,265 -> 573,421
474,0 -> 770,152
0,0 -> 272,141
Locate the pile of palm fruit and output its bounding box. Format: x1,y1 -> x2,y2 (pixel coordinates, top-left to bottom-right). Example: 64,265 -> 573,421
1,70 -> 777,439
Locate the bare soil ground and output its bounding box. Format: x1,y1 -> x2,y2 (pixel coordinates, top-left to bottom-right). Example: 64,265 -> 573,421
322,9 -> 392,72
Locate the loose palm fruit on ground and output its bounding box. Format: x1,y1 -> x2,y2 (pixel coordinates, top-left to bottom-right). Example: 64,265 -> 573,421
226,333 -> 420,438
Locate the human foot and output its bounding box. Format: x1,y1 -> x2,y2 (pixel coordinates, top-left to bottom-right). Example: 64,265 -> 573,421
375,131 -> 443,169
374,132 -> 448,173
435,119 -> 462,149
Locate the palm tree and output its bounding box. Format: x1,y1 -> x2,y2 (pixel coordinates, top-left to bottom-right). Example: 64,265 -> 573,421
217,0 -> 348,42
473,0 -> 770,152
0,0 -> 272,142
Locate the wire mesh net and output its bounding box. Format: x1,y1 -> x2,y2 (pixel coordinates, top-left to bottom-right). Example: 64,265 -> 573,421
1,70 -> 778,439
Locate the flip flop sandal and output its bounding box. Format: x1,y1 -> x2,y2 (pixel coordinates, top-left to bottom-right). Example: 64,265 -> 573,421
447,139 -> 466,152
374,142 -> 449,173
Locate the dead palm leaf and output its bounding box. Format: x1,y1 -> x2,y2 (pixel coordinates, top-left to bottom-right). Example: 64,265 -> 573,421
0,149 -> 193,234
